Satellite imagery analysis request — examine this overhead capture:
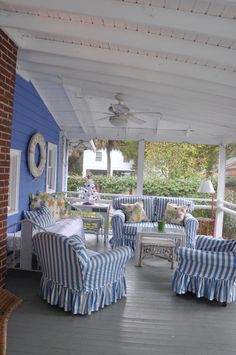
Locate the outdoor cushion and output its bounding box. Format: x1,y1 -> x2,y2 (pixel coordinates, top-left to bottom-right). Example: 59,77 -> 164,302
121,201 -> 149,223
164,203 -> 187,225
112,196 -> 155,221
24,205 -> 55,228
30,192 -> 69,220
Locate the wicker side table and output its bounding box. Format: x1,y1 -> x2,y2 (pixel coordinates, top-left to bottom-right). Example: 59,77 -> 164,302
0,288 -> 22,355
140,238 -> 175,269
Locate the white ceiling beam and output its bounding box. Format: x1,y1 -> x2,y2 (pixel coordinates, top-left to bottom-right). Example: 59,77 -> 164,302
17,38 -> 236,94
1,0 -> 236,41
17,55 -> 236,104
19,69 -> 236,132
18,59 -> 236,114
1,10 -> 236,68
63,85 -> 93,134
18,48 -> 236,93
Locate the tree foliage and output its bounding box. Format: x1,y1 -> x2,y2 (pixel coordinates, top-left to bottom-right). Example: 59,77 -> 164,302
68,147 -> 83,175
119,141 -> 138,172
144,142 -> 219,179
95,139 -> 121,176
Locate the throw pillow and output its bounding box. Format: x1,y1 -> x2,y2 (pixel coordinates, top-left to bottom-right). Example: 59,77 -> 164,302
164,203 -> 187,225
55,192 -> 70,219
121,201 -> 149,223
30,192 -> 61,220
24,205 -> 55,228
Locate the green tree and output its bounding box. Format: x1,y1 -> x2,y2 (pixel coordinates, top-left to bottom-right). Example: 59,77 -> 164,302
68,147 -> 83,175
95,139 -> 121,176
145,142 -> 219,179
119,141 -> 138,172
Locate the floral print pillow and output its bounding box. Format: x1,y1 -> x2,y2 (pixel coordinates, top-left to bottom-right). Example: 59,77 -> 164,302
30,192 -> 69,220
121,201 -> 149,223
164,203 -> 187,225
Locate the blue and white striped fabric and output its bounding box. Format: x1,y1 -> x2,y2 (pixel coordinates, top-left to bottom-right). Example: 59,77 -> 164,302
153,197 -> 194,221
32,232 -> 132,315
24,205 -> 55,228
196,235 -> 236,252
111,196 -> 198,251
172,240 -> 236,303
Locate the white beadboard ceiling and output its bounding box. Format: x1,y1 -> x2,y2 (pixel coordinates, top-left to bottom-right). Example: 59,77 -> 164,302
1,0 -> 236,145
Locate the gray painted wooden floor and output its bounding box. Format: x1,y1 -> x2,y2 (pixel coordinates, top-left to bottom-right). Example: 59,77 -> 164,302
6,234 -> 236,355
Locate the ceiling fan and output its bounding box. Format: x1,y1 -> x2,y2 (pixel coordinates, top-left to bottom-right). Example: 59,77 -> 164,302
97,93 -> 162,127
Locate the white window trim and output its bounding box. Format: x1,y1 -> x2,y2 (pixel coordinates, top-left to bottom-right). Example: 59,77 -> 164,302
8,149 -> 21,216
46,142 -> 57,193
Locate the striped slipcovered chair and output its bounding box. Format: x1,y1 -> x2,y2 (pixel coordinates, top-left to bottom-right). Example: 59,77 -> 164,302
33,232 -> 132,315
172,235 -> 236,305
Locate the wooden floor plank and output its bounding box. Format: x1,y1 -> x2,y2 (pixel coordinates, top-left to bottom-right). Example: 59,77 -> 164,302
6,235 -> 236,355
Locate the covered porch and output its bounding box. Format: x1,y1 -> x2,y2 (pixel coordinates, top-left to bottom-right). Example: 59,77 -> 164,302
1,0 -> 236,241
1,1 -> 236,354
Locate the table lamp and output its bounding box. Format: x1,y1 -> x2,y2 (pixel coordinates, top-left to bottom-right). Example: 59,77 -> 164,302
197,180 -> 215,220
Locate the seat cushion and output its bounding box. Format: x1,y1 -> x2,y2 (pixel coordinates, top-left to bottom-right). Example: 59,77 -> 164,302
45,216 -> 85,242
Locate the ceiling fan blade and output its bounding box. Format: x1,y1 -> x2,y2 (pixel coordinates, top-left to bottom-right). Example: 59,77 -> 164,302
96,116 -> 109,122
128,116 -> 146,124
131,111 -> 162,116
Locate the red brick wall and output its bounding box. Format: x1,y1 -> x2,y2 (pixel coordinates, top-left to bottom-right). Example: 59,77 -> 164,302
0,30 -> 17,287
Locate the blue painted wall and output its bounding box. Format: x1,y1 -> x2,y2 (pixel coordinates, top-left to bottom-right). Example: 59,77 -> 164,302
8,74 -> 61,227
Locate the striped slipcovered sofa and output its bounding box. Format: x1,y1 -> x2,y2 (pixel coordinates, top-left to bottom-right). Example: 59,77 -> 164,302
172,235 -> 236,304
111,196 -> 198,250
33,232 -> 132,315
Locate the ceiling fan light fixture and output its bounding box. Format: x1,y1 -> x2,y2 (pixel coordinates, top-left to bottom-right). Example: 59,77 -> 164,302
109,116 -> 127,127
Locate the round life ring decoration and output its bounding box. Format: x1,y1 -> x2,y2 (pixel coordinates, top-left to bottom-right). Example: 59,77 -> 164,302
28,133 -> 46,178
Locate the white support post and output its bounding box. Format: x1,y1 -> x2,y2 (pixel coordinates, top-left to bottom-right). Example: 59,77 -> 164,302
136,140 -> 145,195
214,144 -> 226,238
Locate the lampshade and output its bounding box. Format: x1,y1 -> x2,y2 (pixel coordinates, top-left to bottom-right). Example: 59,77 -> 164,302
197,180 -> 215,194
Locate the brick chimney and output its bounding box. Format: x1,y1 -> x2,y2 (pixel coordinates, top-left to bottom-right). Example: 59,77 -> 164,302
0,30 -> 17,287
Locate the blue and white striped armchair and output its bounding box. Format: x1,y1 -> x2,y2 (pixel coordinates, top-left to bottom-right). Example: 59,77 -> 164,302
33,232 -> 132,315
172,235 -> 236,304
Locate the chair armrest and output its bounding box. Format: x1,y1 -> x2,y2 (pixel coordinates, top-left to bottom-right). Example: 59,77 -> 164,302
111,209 -> 125,223
83,246 -> 132,289
183,213 -> 199,248
177,247 -> 236,280
195,235 -> 236,252
111,210 -> 125,243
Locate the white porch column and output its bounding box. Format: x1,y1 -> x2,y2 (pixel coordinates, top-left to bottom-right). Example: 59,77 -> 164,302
57,131 -> 69,192
214,144 -> 226,237
136,140 -> 145,195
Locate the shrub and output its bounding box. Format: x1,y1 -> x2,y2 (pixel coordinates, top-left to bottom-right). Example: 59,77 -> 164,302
68,175 -> 203,197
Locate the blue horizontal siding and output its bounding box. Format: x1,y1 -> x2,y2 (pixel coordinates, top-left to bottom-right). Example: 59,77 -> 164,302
8,75 -> 61,229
